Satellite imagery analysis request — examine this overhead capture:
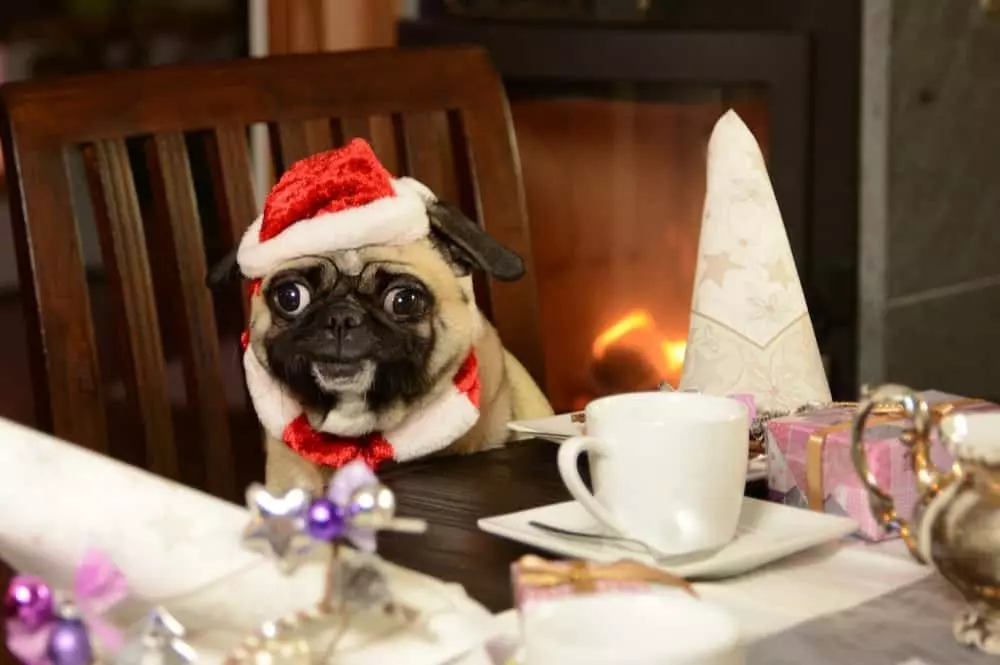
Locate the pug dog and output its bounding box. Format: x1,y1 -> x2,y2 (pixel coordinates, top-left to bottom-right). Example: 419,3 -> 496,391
208,139 -> 553,494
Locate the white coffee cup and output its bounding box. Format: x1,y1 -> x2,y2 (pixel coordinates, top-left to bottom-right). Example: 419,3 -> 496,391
558,391 -> 749,554
521,591 -> 744,665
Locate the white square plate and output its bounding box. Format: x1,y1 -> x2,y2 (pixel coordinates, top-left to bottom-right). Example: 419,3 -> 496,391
507,412 -> 584,439
507,413 -> 768,481
477,498 -> 858,579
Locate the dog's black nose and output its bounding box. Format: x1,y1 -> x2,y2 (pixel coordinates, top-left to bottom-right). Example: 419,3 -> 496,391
326,305 -> 364,332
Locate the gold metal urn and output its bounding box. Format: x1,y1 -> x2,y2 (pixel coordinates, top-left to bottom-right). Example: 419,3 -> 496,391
852,384 -> 1000,654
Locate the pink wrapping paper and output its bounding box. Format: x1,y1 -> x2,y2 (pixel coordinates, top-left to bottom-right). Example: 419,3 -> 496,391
766,391 -> 999,541
510,557 -> 650,609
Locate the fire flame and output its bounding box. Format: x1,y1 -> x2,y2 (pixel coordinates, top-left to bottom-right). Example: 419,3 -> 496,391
592,311 -> 655,359
592,309 -> 686,382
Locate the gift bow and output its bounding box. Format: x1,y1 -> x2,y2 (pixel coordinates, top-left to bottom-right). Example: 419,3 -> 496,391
6,550 -> 128,665
327,459 -> 380,552
515,555 -> 697,597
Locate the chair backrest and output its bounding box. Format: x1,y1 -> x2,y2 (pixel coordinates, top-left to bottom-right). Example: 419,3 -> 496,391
0,46 -> 543,502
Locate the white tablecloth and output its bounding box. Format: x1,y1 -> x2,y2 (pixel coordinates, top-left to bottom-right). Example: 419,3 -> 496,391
0,416 -> 938,664
483,536 -> 933,661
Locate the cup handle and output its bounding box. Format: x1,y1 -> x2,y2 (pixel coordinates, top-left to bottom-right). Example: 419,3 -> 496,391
557,436 -> 625,536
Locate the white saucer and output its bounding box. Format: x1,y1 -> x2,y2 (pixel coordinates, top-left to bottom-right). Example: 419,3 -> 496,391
507,413 -> 768,482
477,498 -> 857,579
508,412 -> 585,439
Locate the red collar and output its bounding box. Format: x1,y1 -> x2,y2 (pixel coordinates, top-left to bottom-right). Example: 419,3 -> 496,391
283,417 -> 395,470
280,352 -> 480,470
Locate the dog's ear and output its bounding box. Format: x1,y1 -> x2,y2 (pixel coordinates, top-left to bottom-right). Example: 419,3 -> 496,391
427,201 -> 525,282
205,246 -> 240,290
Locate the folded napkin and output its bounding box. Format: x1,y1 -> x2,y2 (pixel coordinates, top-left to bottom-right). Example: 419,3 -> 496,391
0,418 -> 495,665
679,110 -> 831,412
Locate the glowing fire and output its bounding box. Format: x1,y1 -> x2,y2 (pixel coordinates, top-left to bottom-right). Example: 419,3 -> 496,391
592,309 -> 687,385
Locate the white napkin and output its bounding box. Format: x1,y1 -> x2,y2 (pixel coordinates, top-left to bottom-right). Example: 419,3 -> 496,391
0,418 -> 496,665
679,110 -> 831,412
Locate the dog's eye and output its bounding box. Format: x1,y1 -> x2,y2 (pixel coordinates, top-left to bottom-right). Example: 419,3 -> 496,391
272,282 -> 311,316
383,287 -> 425,319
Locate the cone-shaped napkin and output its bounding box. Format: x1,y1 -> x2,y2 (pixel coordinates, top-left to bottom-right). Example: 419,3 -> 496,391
678,110 -> 831,412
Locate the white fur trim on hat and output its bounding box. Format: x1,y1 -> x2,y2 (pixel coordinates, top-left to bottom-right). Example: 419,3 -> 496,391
236,178 -> 434,279
395,176 -> 437,204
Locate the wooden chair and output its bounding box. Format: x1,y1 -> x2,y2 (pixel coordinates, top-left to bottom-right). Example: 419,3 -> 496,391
0,46 -> 544,503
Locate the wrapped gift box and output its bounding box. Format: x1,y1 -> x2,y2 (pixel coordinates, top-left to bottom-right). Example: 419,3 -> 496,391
510,555 -> 692,610
766,391 -> 999,541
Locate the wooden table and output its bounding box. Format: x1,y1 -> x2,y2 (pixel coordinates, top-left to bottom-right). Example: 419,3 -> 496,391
0,438 -> 767,665
379,438 -> 767,612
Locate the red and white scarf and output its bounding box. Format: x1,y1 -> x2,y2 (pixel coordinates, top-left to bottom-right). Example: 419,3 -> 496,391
241,330 -> 481,471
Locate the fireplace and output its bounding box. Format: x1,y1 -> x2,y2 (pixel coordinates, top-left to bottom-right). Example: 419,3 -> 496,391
510,88 -> 771,410
401,0 -> 861,412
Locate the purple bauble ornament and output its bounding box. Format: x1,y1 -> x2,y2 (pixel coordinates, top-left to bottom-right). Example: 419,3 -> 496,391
4,575 -> 54,629
47,618 -> 93,665
306,497 -> 346,541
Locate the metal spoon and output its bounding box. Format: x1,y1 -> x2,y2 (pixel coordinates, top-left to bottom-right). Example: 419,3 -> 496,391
527,520 -> 714,567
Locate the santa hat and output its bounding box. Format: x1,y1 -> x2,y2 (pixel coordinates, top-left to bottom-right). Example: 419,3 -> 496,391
237,138 -> 436,278
238,139 -> 482,470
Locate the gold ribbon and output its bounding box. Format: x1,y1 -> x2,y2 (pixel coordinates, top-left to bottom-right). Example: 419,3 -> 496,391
515,555 -> 697,597
804,398 -> 985,511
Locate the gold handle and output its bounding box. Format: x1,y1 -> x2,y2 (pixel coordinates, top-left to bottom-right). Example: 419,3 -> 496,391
850,384 -> 937,561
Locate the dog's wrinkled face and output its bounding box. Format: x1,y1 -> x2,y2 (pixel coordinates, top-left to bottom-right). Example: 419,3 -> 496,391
249,239 -> 480,431
209,200 -> 526,435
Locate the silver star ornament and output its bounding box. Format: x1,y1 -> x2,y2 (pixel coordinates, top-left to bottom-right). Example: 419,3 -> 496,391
242,484 -> 314,571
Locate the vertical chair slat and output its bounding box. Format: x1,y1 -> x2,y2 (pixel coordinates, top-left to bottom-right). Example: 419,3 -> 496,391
338,116 -> 373,145
369,115 -> 400,174
83,139 -> 179,480
210,125 -> 259,318
303,118 -> 334,156
277,118 -> 333,168
148,132 -> 237,500
402,111 -> 460,203
213,126 -> 259,241
7,146 -> 109,451
459,105 -> 546,387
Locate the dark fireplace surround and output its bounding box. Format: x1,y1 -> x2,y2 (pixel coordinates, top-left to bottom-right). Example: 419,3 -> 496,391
401,0 -> 862,401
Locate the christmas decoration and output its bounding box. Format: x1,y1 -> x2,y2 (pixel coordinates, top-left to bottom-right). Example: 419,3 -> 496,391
226,460 -> 428,663
0,425 -> 493,665
112,607 -> 196,665
4,551 -> 126,665
679,110 -> 831,412
240,486 -> 314,572
767,391 -> 999,541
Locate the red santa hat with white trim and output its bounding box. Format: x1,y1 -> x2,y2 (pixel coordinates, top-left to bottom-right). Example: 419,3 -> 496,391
238,138 -> 436,278
237,139 -> 481,471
